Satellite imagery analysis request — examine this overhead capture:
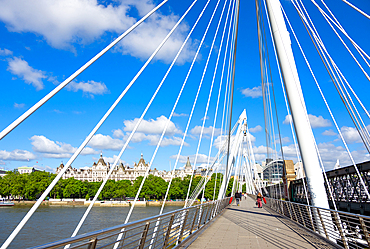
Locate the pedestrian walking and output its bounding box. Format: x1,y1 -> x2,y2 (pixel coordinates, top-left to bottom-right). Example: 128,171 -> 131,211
235,191 -> 241,206
256,192 -> 263,208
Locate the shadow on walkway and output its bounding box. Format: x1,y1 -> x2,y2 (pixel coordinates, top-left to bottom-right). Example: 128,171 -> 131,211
188,197 -> 335,249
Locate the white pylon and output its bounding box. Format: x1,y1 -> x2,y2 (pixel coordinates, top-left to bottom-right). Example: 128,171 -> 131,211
265,0 -> 330,210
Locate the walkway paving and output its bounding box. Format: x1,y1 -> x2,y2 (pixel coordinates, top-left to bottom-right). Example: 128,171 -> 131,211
187,196 -> 335,249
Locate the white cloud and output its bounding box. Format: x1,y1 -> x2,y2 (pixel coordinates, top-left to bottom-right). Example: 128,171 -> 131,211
249,125 -> 262,133
171,154 -> 214,165
31,135 -> 97,158
281,144 -> 300,159
190,125 -> 222,137
123,116 -> 182,135
283,114 -> 292,125
0,0 -> 196,62
66,80 -> 109,97
7,57 -> 46,90
0,149 -> 36,161
317,142 -> 370,170
0,0 -> 134,50
88,134 -> 125,151
52,109 -> 63,114
280,142 -> 370,171
90,131 -> 188,149
112,129 -> 125,138
340,126 -> 362,143
146,135 -> 189,147
241,86 -> 262,98
212,135 -> 230,150
246,133 -> 256,143
212,133 -> 256,150
275,136 -> 291,144
322,129 -> 337,136
102,155 -> 126,165
253,145 -> 277,155
308,114 -> 331,128
14,103 -> 25,109
283,114 -> 331,128
0,48 -> 12,56
173,112 -> 188,117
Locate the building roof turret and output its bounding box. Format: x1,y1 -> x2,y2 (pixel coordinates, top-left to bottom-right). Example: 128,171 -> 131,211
185,157 -> 192,169
97,153 -> 106,166
135,153 -> 148,167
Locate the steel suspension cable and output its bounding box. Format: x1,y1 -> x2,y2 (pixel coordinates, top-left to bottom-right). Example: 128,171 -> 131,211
312,0 -> 370,64
0,2 -> 180,248
222,0 -> 240,200
199,0 -> 235,204
258,1 -> 286,165
295,0 -> 370,148
65,0 -> 209,244
216,4 -> 238,197
262,0 -> 301,166
310,0 -> 370,80
120,0 -> 221,226
159,0 -> 234,213
282,2 -> 370,204
293,0 -> 370,153
183,0 -> 231,206
0,0 -> 169,142
342,0 -> 370,20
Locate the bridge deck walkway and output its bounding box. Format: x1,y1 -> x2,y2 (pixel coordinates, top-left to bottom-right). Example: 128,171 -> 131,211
186,196 -> 335,248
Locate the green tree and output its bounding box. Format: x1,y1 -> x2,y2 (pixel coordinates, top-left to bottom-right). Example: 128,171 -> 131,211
168,177 -> 183,200
114,180 -> 133,199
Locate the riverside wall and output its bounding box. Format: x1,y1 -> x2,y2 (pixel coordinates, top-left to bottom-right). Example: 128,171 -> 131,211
12,200 -> 193,207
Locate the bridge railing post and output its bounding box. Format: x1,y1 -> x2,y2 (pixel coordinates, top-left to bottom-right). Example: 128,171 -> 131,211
333,211 -> 349,249
306,206 -> 316,233
359,217 -> 370,247
163,214 -> 175,248
87,237 -> 97,249
317,208 -> 329,240
204,203 -> 213,224
286,202 -> 293,220
298,205 -> 306,228
177,210 -> 189,244
190,207 -> 199,235
290,202 -> 298,222
198,206 -> 205,229
139,222 -> 150,249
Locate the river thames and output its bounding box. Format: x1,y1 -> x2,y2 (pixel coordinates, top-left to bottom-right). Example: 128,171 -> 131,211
0,205 -> 181,248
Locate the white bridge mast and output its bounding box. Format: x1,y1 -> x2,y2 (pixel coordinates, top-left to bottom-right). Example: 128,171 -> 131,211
218,110 -> 247,199
265,0 -> 330,209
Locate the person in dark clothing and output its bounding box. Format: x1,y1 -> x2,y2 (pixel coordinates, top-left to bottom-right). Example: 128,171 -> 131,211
256,192 -> 263,208
235,191 -> 241,206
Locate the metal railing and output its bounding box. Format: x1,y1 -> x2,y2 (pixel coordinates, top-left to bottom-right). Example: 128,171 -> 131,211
30,198 -> 231,249
265,197 -> 370,249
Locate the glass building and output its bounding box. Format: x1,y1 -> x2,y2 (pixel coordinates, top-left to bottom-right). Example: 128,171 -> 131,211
263,159 -> 284,183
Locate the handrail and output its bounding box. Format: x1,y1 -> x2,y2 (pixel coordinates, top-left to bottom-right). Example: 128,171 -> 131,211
264,196 -> 370,248
30,197 -> 231,249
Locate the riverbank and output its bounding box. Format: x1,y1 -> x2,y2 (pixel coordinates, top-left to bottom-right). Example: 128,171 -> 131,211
11,200 -> 194,207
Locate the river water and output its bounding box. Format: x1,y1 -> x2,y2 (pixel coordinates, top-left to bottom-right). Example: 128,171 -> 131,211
0,205 -> 181,248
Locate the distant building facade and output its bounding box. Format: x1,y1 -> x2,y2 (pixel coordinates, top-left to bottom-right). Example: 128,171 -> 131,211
262,159 -> 284,183
56,153 -> 194,182
0,169 -> 6,177
17,166 -> 40,174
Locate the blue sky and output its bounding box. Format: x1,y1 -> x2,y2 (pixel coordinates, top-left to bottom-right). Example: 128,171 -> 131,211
0,0 -> 369,173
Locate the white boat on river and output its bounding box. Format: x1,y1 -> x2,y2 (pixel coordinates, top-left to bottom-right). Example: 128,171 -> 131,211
0,198 -> 14,207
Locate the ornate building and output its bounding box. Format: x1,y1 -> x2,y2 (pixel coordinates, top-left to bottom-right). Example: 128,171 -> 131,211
56,153 -> 193,182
